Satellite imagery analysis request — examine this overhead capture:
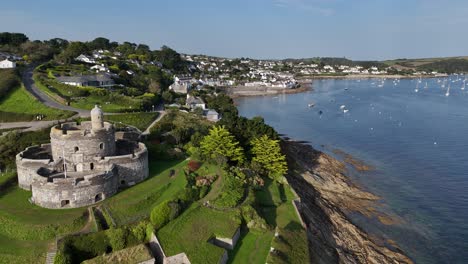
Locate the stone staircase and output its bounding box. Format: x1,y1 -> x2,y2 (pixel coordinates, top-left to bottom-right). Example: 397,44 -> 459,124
45,251 -> 56,264
45,241 -> 58,264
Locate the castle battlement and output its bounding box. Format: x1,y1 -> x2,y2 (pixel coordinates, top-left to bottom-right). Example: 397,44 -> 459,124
16,106 -> 149,209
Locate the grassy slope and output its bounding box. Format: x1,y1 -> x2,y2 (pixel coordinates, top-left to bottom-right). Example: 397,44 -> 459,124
0,174 -> 87,264
103,159 -> 188,226
229,180 -> 309,264
82,244 -> 153,264
158,204 -> 241,264
0,85 -> 74,122
104,112 -> 159,131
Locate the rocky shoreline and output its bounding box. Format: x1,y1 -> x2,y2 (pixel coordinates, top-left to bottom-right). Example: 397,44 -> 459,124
281,140 -> 413,264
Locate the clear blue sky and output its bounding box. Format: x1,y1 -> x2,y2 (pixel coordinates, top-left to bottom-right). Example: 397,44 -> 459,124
2,0 -> 468,60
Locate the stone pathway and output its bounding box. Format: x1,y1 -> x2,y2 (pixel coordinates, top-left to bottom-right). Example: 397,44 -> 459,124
142,110 -> 166,135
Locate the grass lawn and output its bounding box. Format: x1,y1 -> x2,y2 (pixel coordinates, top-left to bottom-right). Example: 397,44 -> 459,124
70,94 -> 151,113
158,204 -> 241,264
104,112 -> 159,131
0,173 -> 87,263
0,85 -> 74,122
228,229 -> 274,264
103,159 -> 188,226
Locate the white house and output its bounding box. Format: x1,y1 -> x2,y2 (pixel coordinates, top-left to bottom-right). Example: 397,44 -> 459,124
186,94 -> 206,110
75,54 -> 96,64
0,59 -> 16,69
203,109 -> 220,122
91,64 -> 109,72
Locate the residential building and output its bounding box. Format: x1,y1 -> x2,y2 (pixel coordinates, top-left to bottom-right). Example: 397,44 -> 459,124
75,54 -> 96,64
186,94 -> 206,110
203,109 -> 220,122
0,59 -> 16,69
56,74 -> 114,87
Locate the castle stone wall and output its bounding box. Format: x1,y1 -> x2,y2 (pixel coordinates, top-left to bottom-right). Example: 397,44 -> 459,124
31,168 -> 119,209
97,143 -> 149,186
50,122 -> 116,172
16,144 -> 61,190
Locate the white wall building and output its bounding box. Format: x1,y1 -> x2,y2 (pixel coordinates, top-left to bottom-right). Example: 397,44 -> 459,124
0,59 -> 16,69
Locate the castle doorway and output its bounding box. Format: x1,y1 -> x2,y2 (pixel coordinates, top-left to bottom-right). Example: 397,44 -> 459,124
95,193 -> 103,202
61,200 -> 70,207
76,163 -> 83,172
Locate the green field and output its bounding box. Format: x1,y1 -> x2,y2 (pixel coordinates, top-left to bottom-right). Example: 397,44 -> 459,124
229,229 -> 273,264
103,159 -> 188,226
0,85 -> 74,122
70,93 -> 153,113
0,173 -> 87,264
104,112 -> 159,131
158,204 -> 241,264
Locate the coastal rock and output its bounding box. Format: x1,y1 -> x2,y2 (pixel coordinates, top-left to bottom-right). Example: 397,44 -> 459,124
281,140 -> 413,264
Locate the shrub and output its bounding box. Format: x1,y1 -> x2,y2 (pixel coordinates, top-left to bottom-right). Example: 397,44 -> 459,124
213,175 -> 245,208
131,221 -> 148,242
107,227 -> 129,251
150,201 -> 172,229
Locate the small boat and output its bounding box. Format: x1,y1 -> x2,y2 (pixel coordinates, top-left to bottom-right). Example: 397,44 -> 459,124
308,103 -> 315,107
340,105 -> 346,110
343,109 -> 349,113
445,85 -> 450,97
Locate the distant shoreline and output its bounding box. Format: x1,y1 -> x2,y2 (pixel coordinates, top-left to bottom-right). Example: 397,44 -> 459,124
297,73 -> 449,80
225,84 -> 311,98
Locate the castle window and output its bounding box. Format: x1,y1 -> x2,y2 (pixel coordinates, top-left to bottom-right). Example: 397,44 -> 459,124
99,143 -> 104,150
95,193 -> 103,202
61,200 -> 70,207
74,146 -> 79,152
90,163 -> 94,170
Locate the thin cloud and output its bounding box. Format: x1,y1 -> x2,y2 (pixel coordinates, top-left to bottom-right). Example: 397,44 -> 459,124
273,0 -> 335,16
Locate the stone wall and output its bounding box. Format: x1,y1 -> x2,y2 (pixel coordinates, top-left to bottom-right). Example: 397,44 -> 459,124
31,167 -> 119,209
211,228 -> 241,250
16,144 -> 61,190
97,142 -> 149,186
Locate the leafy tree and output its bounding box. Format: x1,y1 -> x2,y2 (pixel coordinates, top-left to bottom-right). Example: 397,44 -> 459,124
251,135 -> 288,182
0,32 -> 28,45
88,37 -> 111,50
57,41 -> 88,64
162,90 -> 174,103
200,126 -> 244,164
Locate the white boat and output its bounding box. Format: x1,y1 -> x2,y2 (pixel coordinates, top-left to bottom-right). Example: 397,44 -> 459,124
343,109 -> 349,113
308,103 -> 315,107
445,84 -> 450,97
340,105 -> 346,110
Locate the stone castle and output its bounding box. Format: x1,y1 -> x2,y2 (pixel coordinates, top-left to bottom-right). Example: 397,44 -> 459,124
16,106 -> 149,209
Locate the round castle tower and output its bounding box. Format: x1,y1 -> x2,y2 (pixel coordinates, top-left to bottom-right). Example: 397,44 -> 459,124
50,105 -> 116,172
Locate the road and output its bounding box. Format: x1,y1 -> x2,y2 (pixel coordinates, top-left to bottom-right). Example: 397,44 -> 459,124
22,66 -> 90,117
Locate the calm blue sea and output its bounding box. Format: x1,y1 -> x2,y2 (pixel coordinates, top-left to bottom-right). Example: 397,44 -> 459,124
236,77 -> 468,264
